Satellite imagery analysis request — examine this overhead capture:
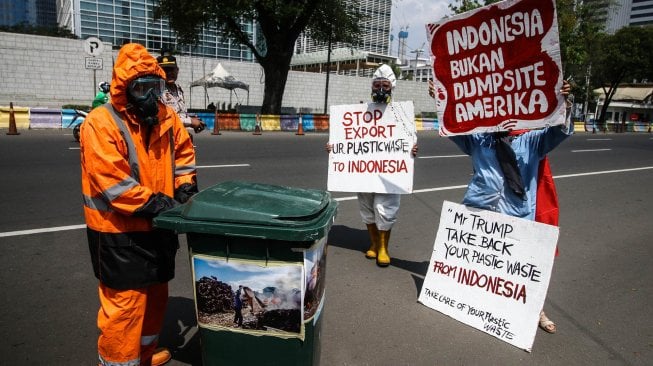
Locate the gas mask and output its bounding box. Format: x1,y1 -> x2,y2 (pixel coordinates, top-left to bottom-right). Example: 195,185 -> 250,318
127,76 -> 165,126
371,88 -> 392,104
371,79 -> 393,104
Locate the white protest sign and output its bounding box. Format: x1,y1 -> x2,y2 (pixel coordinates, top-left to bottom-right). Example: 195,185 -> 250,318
425,0 -> 566,135
418,201 -> 559,351
327,101 -> 416,194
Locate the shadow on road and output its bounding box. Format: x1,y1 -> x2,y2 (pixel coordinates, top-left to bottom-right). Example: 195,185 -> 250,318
328,224 -> 430,296
161,296 -> 202,365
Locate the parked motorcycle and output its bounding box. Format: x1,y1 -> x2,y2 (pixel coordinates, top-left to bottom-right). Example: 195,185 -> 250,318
67,109 -> 88,142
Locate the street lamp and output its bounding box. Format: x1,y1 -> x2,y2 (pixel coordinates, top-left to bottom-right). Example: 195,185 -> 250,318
411,48 -> 424,82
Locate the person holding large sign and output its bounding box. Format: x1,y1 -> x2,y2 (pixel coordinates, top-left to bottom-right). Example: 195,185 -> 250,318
426,0 -> 574,335
327,64 -> 417,267
427,84 -> 572,339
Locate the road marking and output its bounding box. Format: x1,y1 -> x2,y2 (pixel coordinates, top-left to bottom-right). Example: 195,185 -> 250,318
0,224 -> 86,238
572,149 -> 611,152
586,138 -> 611,141
553,166 -> 653,179
69,147 -> 80,150
3,166 -> 653,237
197,164 -> 250,168
418,155 -> 467,159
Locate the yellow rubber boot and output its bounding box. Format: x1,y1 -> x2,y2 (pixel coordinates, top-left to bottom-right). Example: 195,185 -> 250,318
377,230 -> 391,267
365,224 -> 380,259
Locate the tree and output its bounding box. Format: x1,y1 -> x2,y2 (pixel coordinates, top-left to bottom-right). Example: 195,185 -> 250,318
448,0 -> 500,14
155,0 -> 361,114
590,26 -> 653,125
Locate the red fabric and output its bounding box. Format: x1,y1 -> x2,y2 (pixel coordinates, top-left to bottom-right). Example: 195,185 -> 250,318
535,157 -> 560,256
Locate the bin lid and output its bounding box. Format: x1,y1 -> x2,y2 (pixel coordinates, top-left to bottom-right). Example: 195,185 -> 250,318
154,181 -> 337,241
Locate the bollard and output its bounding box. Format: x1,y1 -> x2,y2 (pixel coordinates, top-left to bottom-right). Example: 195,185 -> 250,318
211,109 -> 221,135
296,114 -> 304,136
253,113 -> 262,135
6,102 -> 20,135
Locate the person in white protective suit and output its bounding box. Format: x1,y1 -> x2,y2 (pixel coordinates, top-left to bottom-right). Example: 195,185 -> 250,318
328,64 -> 417,267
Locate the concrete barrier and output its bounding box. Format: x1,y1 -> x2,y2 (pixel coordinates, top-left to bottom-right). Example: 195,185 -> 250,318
301,114 -> 315,131
260,114 -> 281,131
0,105 -> 30,130
240,114 -> 257,131
313,114 -> 329,131
280,115 -> 300,132
62,109 -> 84,129
30,108 -> 62,129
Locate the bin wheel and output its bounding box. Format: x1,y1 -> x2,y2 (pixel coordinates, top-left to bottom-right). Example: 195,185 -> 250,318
73,124 -> 81,142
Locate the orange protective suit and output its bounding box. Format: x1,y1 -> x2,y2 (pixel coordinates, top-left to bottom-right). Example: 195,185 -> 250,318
80,43 -> 196,365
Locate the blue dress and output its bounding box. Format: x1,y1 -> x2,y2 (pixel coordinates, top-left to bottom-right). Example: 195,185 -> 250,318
449,124 -> 573,220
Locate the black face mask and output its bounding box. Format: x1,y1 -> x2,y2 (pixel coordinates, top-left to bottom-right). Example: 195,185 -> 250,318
128,89 -> 160,126
371,89 -> 392,104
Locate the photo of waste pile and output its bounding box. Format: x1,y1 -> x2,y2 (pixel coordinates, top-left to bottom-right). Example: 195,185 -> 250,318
304,238 -> 327,320
192,255 -> 304,339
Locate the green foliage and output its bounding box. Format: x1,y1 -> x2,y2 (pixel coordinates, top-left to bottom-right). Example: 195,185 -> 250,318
307,0 -> 362,46
62,104 -> 91,111
0,23 -> 78,39
591,25 -> 653,123
448,0 -> 500,15
155,0 -> 363,114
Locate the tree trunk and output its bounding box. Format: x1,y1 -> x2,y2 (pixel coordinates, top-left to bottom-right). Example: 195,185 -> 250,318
260,52 -> 293,114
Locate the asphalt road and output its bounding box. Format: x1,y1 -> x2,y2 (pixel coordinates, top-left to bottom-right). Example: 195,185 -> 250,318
0,129 -> 651,365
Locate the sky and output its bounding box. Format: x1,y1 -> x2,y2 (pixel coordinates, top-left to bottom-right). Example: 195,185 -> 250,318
390,0 -> 454,58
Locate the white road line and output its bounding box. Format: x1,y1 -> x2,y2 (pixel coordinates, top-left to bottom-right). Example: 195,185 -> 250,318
571,149 -> 612,152
0,224 -> 86,238
553,166 -> 653,179
69,147 -> 80,150
418,155 -> 467,159
3,166 -> 652,237
586,138 -> 612,141
197,164 -> 250,168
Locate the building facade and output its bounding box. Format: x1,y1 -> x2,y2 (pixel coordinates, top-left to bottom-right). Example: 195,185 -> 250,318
589,0 -> 653,33
1,0 -> 57,27
57,0 -> 255,60
57,0 -> 394,64
294,0 -> 392,55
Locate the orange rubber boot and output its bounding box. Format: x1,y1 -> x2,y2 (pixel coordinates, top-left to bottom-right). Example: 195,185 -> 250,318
151,348 -> 172,366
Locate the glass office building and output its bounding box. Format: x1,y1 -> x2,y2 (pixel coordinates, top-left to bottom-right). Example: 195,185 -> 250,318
295,0 -> 392,55
58,0 -> 255,60
58,0 -> 394,63
2,0 -> 57,27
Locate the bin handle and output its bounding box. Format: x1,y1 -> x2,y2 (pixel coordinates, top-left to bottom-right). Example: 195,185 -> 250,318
266,245 -> 270,266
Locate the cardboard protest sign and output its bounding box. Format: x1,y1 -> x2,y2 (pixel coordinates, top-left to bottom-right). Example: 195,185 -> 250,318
418,201 -> 559,351
426,0 -> 567,135
328,101 -> 417,194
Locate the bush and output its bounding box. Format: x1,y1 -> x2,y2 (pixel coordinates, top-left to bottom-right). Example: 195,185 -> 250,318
62,104 -> 91,111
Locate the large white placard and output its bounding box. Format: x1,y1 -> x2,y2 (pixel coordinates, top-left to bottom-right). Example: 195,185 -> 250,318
425,0 -> 566,135
418,201 -> 559,351
328,101 -> 417,194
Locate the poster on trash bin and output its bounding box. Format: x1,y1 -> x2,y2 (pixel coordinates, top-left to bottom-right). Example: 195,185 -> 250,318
418,201 -> 559,351
192,255 -> 305,340
426,0 -> 567,136
303,237 -> 327,323
328,101 -> 417,194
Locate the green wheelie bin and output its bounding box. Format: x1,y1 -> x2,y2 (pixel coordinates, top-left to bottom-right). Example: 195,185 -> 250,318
154,181 -> 338,366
